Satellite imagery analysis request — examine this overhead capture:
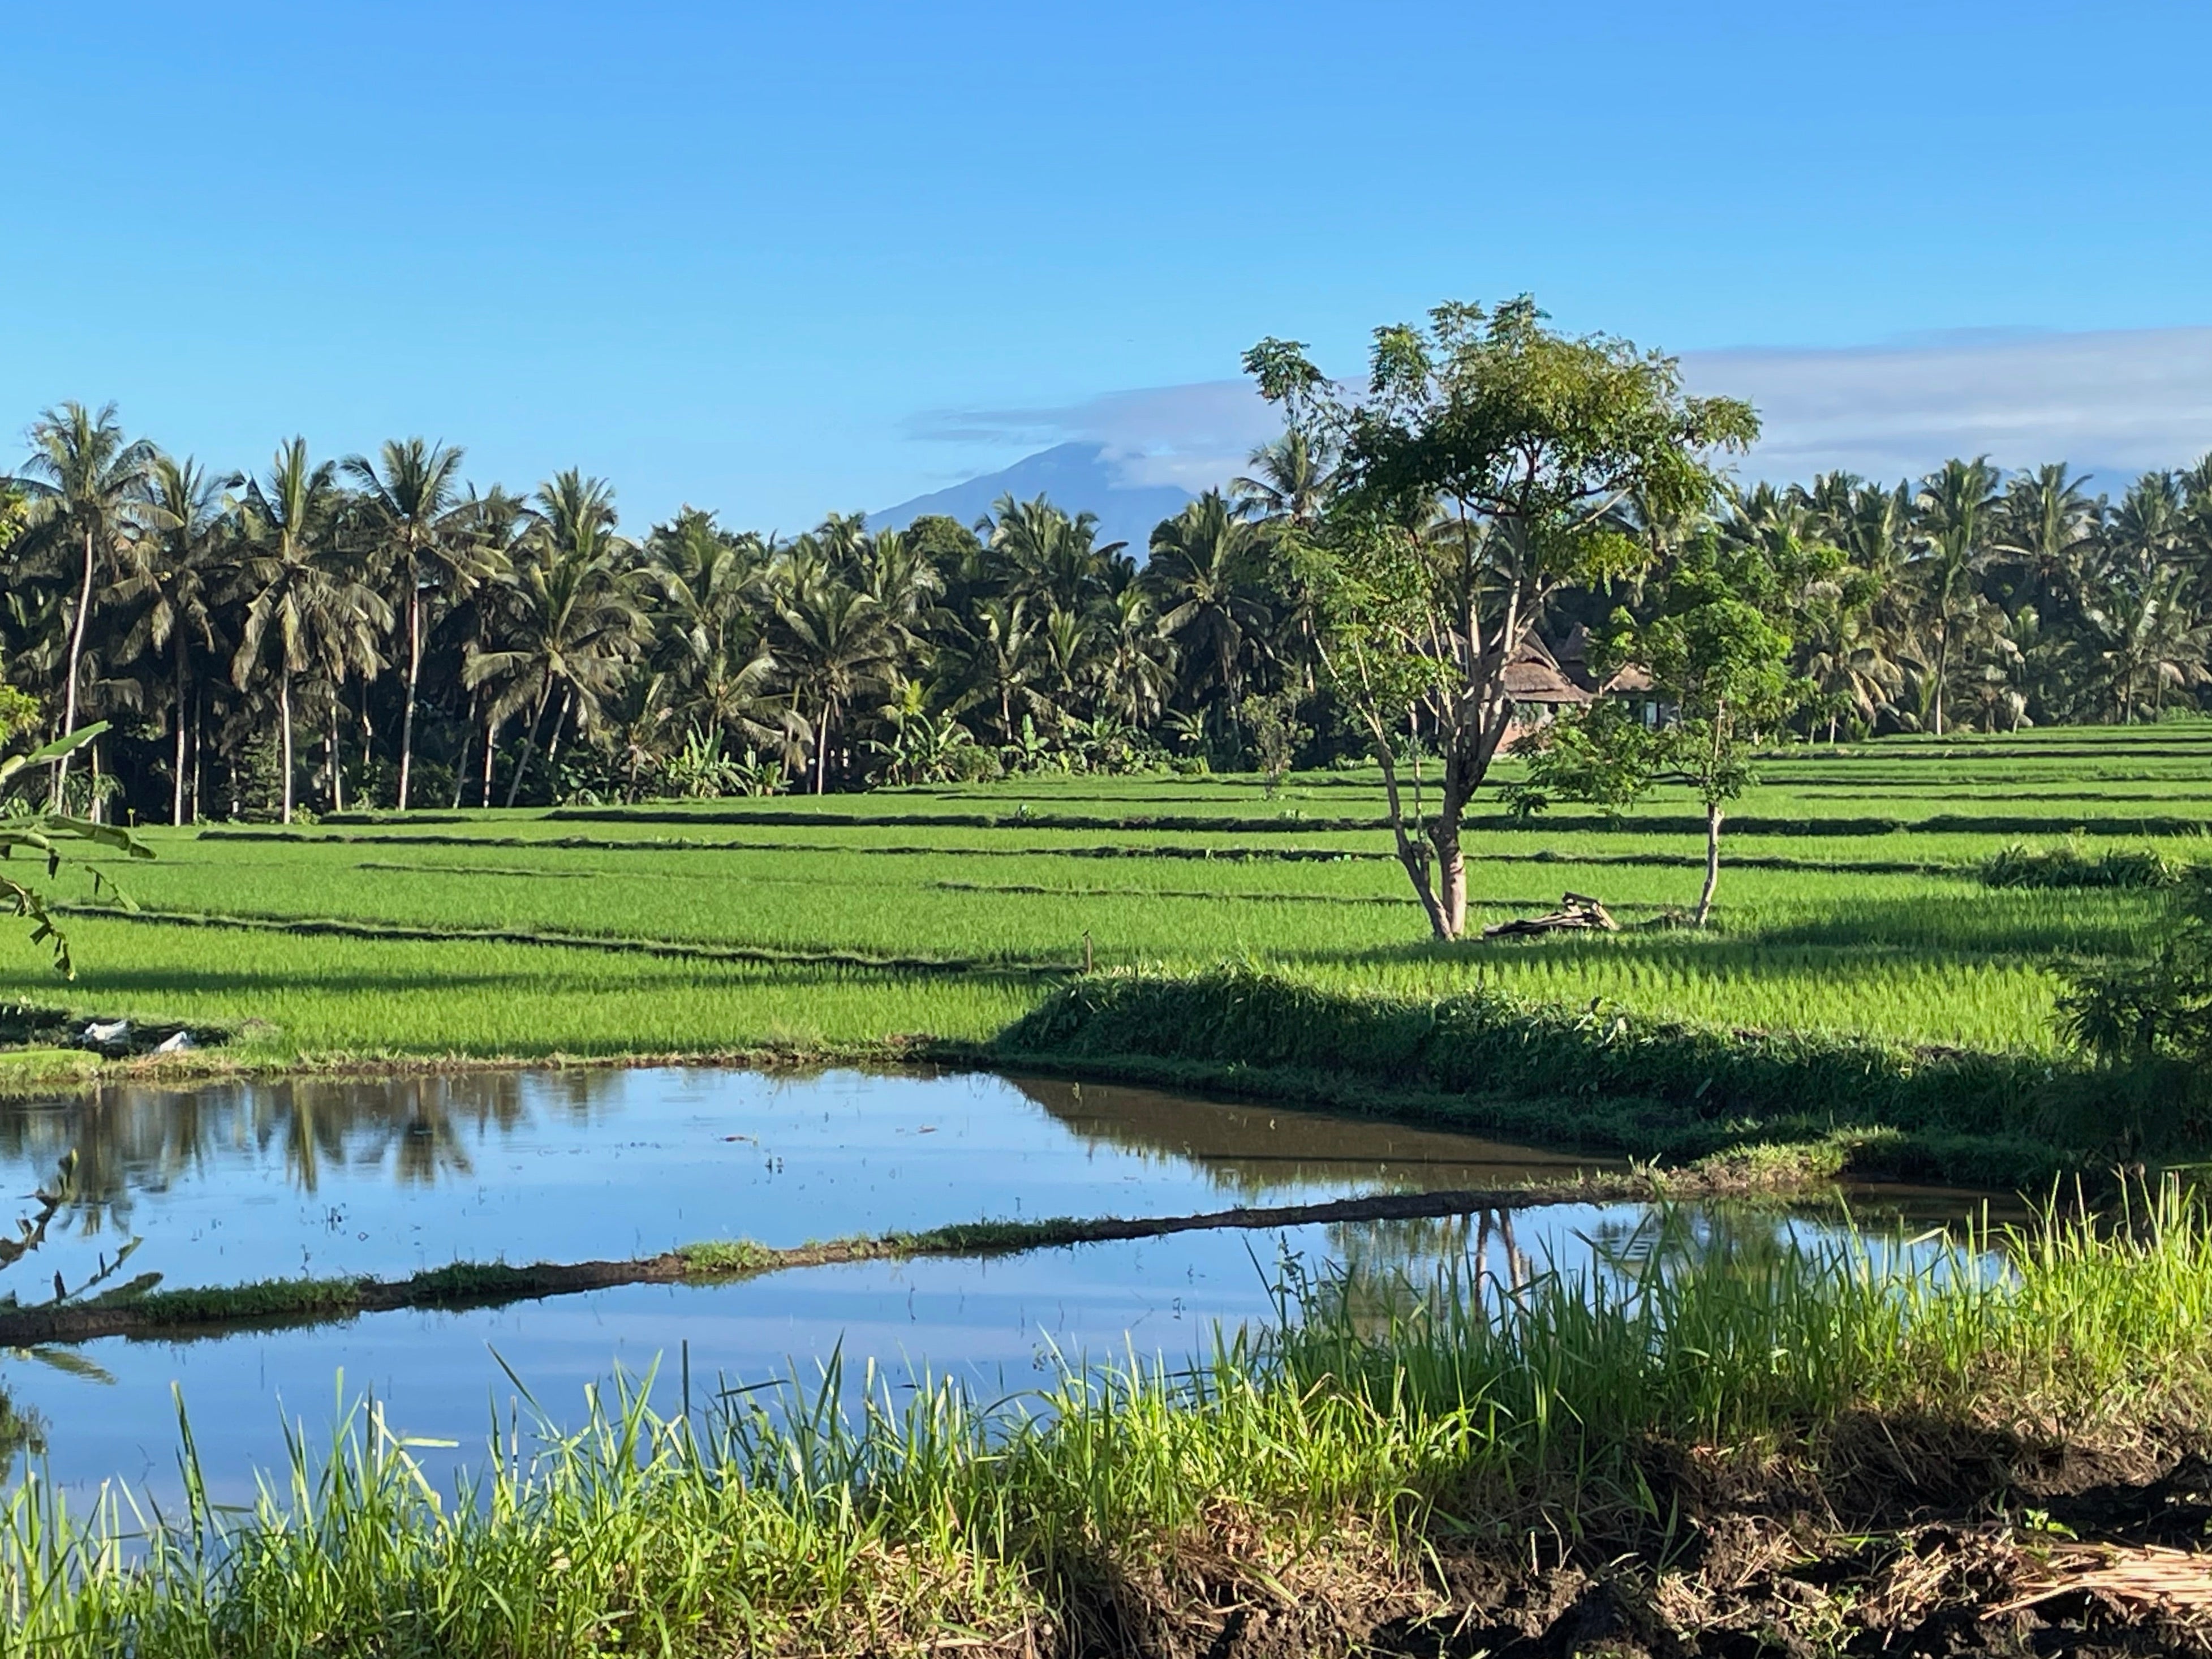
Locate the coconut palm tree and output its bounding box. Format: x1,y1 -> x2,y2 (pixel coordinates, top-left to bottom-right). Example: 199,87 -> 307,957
13,403 -> 158,807
1092,584 -> 1176,728
1994,462 -> 2099,616
231,440 -> 391,823
1232,430 -> 1335,530
118,457 -> 236,823
342,439 -> 477,810
776,575 -> 894,793
645,509 -> 788,759
985,495 -> 1122,614
2108,470 -> 2189,584
466,471 -> 647,806
2084,566 -> 2211,723
1146,492 -> 1273,714
1911,456 -> 2003,736
958,592 -> 1044,746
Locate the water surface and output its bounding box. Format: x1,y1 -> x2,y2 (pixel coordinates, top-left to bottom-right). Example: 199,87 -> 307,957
0,1066 -> 1990,1499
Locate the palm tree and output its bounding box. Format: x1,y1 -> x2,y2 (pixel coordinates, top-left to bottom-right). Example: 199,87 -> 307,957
2084,566 -> 2211,723
1994,462 -> 2099,616
13,403 -> 158,806
959,592 -> 1044,746
1911,456 -> 2002,736
231,439 -> 391,823
1146,492 -> 1273,713
985,495 -> 1122,614
342,438 -> 475,811
776,576 -> 894,793
1233,430 -> 1335,529
1092,584 -> 1175,727
466,471 -> 647,806
2108,470 -> 2189,584
118,457 -> 235,824
447,483 -> 527,805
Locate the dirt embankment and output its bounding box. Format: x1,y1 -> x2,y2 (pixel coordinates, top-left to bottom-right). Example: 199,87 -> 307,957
1053,1433 -> 2212,1657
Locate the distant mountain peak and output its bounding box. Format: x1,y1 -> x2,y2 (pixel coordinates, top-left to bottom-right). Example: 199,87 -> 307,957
875,442 -> 1196,550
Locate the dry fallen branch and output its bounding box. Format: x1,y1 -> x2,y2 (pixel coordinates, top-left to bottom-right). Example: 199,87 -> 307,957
1483,891 -> 1618,938
1990,1543 -> 2212,1618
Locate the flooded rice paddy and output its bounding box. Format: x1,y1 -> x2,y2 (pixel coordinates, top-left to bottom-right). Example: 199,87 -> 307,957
0,1067 -> 1992,1498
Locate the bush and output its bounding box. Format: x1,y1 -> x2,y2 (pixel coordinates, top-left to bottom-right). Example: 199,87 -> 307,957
1978,838 -> 2187,889
2061,865 -> 2212,1065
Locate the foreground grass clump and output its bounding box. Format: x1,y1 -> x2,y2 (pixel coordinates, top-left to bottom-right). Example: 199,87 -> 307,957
8,1190 -> 2212,1655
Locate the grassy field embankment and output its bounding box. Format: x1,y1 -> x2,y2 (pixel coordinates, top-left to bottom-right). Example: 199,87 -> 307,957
11,1189 -> 2212,1654
0,724 -> 2205,1183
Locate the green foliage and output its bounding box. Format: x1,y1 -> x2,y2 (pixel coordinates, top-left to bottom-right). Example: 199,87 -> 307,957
1979,838 -> 2187,889
0,721 -> 154,975
1243,297 -> 1761,937
2060,863 -> 2212,1065
1510,532 -> 1814,922
1235,689 -> 1310,793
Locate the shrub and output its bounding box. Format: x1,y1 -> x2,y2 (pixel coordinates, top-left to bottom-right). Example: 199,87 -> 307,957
1978,838 -> 2186,889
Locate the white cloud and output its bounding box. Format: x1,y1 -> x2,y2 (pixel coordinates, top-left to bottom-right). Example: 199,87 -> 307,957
913,325 -> 2212,497
905,381 -> 1278,491
1685,327 -> 2212,486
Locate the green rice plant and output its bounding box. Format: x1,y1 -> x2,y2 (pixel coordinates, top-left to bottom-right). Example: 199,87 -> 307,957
997,964 -> 2125,1186
4,1189 -> 2212,1654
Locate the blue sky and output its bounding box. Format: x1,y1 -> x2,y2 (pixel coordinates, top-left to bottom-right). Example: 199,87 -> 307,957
9,0 -> 2211,528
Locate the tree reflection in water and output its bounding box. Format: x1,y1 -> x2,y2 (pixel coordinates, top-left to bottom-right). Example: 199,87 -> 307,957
0,1069 -> 635,1240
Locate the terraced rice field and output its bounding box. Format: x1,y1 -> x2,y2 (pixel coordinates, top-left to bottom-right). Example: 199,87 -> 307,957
6,722 -> 2207,1063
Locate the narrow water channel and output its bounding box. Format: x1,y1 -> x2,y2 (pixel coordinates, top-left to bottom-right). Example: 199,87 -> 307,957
0,1067 -> 1994,1500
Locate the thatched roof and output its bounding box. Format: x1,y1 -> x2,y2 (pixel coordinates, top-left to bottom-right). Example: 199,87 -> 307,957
1556,625 -> 1655,697
1500,635 -> 1591,704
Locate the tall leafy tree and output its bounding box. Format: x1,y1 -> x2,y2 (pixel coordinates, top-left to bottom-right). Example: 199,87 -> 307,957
1145,492 -> 1274,715
119,457 -> 235,824
231,440 -> 390,823
1513,541 -> 1808,925
776,576 -> 894,793
1910,456 -> 2002,736
342,438 -> 475,810
467,471 -> 647,806
1246,296 -> 1756,939
13,403 -> 158,807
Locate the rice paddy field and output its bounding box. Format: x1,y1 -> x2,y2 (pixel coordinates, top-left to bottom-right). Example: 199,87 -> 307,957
6,721 -> 2206,1066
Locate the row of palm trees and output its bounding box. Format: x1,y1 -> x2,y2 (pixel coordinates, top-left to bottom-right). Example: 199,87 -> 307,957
1725,457 -> 2212,738
3,400 -> 2210,822
0,403 -> 1305,821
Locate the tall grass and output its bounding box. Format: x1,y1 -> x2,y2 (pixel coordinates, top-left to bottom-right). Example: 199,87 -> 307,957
5,1190 -> 2211,1655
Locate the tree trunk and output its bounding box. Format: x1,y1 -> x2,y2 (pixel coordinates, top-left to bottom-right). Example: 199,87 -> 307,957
171,645 -> 189,827
540,688 -> 573,802
190,681 -> 204,825
480,710 -> 497,809
328,695 -> 345,813
1426,812 -> 1467,939
1931,629 -> 1947,738
397,580 -> 421,811
1694,802 -> 1724,927
453,690 -> 477,809
51,526 -> 97,810
504,685 -> 554,809
814,699 -> 833,794
279,671 -> 296,825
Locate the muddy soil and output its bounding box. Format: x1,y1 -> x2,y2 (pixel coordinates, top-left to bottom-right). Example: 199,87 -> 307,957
1054,1436 -> 2212,1658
